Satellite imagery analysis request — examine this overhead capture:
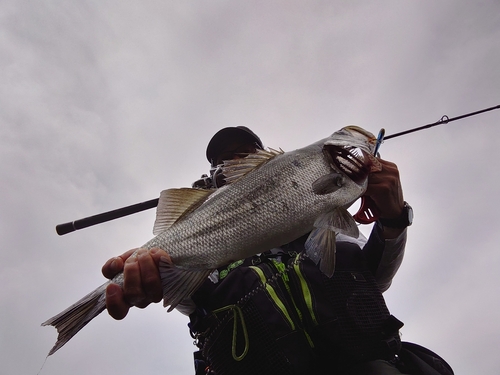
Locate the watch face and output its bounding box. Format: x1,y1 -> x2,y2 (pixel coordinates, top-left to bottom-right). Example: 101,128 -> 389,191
406,203 -> 413,226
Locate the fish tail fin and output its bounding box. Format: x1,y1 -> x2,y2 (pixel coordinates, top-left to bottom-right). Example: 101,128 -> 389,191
41,281 -> 109,355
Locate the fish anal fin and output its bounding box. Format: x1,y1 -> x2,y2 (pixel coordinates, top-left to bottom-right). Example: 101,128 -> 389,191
153,188 -> 214,235
159,256 -> 212,312
222,148 -> 284,185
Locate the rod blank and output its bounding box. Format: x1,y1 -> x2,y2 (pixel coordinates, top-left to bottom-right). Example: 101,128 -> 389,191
384,104 -> 500,140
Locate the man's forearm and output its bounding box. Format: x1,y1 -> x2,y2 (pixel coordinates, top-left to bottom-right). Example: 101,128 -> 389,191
363,223 -> 407,292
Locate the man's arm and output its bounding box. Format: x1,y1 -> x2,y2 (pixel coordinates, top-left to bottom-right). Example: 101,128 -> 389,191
363,224 -> 407,292
361,158 -> 408,292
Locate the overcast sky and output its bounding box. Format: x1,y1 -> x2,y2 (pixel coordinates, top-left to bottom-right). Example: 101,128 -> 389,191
1,1 -> 500,374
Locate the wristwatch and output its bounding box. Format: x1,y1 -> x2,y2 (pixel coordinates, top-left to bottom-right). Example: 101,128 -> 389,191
379,201 -> 413,228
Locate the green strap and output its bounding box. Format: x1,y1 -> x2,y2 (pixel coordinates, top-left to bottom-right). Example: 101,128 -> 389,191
249,266 -> 296,330
271,259 -> 315,348
271,259 -> 304,322
293,254 -> 317,325
212,305 -> 249,361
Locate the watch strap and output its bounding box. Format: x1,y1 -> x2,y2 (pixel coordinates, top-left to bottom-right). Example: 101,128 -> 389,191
379,201 -> 413,228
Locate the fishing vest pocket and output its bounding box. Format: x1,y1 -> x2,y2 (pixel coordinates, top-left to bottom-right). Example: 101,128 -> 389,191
250,260 -> 318,348
292,246 -> 402,367
199,260 -> 319,375
201,298 -> 299,375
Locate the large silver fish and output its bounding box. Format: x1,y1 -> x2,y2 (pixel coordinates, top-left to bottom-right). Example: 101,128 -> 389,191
43,126 -> 380,355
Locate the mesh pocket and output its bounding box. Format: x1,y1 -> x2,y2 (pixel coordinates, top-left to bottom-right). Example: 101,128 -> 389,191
202,299 -> 296,375
323,270 -> 395,361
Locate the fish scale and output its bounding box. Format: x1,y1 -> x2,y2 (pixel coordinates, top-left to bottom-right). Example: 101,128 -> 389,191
151,148 -> 330,265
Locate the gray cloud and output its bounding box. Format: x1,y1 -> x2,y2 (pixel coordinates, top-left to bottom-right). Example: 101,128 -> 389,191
1,1 -> 499,374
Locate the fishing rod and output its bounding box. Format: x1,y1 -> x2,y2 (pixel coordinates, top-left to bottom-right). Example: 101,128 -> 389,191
352,103 -> 500,224
55,104 -> 500,236
384,104 -> 500,140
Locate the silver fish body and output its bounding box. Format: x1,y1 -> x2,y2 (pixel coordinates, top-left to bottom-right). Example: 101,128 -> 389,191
150,139 -> 367,267
42,126 -> 378,355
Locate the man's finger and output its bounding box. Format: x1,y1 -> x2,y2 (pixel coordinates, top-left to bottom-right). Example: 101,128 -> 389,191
102,249 -> 137,279
123,251 -> 148,307
138,250 -> 164,303
106,283 -> 130,320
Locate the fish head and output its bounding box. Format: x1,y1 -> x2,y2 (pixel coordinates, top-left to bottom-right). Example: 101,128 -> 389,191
323,126 -> 380,185
327,126 -> 377,151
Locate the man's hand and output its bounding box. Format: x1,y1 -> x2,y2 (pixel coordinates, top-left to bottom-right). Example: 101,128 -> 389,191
102,248 -> 168,320
364,159 -> 406,238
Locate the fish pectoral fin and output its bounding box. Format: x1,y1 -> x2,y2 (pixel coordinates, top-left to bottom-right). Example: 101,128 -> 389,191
312,172 -> 345,195
159,256 -> 213,312
153,188 -> 215,235
222,148 -> 284,185
305,225 -> 337,278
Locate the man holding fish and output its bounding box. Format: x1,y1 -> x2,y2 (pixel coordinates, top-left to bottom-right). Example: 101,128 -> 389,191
100,126 -> 430,374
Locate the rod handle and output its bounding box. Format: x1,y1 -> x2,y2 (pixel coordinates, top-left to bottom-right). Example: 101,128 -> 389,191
55,198 -> 159,236
56,222 -> 77,236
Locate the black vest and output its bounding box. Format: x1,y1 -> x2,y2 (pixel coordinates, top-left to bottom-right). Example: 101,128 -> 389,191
189,238 -> 402,375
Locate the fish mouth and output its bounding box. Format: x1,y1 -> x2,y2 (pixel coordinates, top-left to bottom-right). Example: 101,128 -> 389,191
324,145 -> 372,184
342,126 -> 377,144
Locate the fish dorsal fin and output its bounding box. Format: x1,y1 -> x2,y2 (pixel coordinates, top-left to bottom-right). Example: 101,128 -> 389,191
153,188 -> 214,235
222,147 -> 284,185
